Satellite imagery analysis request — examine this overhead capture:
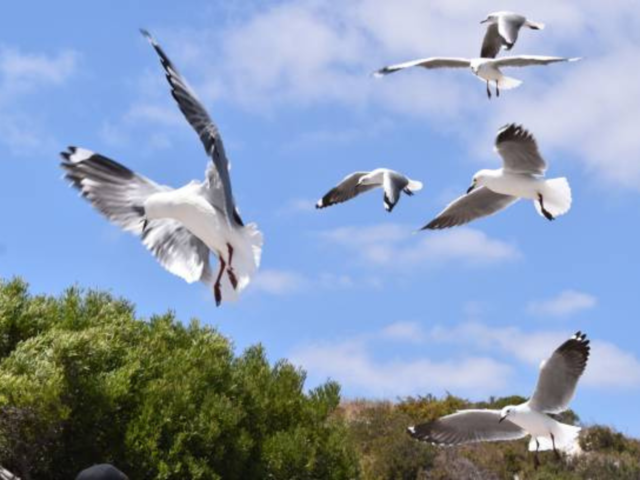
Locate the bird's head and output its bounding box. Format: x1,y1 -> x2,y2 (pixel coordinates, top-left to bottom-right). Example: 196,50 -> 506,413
480,13 -> 498,24
499,406 -> 516,423
467,169 -> 492,193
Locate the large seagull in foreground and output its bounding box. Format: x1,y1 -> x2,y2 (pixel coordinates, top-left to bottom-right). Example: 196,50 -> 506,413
60,30 -> 262,306
409,332 -> 590,467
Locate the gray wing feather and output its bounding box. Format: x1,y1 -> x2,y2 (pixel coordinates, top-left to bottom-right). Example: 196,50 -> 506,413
421,187 -> 518,230
529,332 -> 590,414
493,55 -> 579,68
481,24 -> 503,58
60,147 -> 211,284
373,57 -> 471,76
408,410 -> 526,446
498,14 -> 526,47
495,124 -> 546,174
140,29 -> 241,226
316,172 -> 378,209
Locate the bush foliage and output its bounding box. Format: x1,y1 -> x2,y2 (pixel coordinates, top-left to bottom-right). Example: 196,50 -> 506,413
0,278 -> 358,480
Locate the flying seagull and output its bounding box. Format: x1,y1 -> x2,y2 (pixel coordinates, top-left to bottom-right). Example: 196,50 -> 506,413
60,30 -> 263,306
373,55 -> 579,98
422,124 -> 571,230
408,332 -> 590,467
481,11 -> 545,59
316,168 -> 423,212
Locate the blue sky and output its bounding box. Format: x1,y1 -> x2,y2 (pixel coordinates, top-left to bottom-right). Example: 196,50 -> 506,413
2,0 -> 640,436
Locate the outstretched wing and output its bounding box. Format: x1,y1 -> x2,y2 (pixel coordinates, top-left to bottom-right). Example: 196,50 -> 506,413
60,147 -> 211,284
495,123 -> 547,174
498,14 -> 526,47
408,409 -> 527,445
481,24 -> 503,58
373,57 -> 471,77
421,187 -> 517,230
492,55 -> 581,68
140,29 -> 241,226
528,332 -> 590,414
316,172 -> 377,209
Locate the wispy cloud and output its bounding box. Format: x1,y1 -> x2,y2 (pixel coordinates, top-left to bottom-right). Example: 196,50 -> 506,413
0,46 -> 79,154
291,337 -> 512,397
320,224 -> 521,268
293,320 -> 640,398
379,321 -> 426,343
0,47 -> 78,95
527,290 -> 597,318
430,322 -> 640,389
251,268 -> 378,296
276,197 -> 317,216
252,269 -> 310,295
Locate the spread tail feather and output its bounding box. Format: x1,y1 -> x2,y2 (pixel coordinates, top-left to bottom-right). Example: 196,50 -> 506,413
211,223 -> 263,303
529,423 -> 580,453
525,20 -> 545,30
407,179 -> 424,192
534,177 -> 572,218
497,75 -> 523,90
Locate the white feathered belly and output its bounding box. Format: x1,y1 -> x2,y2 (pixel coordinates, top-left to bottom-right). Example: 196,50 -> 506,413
511,410 -> 580,452
486,174 -> 545,200
146,192 -> 230,254
145,189 -> 263,297
476,63 -> 503,82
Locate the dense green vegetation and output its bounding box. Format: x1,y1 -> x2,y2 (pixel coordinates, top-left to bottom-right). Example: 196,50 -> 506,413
0,277 -> 638,479
0,278 -> 357,480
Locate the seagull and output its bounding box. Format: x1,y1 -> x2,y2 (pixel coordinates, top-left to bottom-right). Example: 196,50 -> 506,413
422,124 -> 571,230
480,11 -> 545,59
373,55 -> 579,98
408,332 -> 590,467
316,168 -> 423,212
60,30 -> 263,306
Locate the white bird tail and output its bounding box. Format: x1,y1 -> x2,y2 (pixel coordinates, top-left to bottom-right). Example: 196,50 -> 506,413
497,74 -> 523,90
215,222 -> 264,303
529,422 -> 580,453
525,20 -> 545,30
534,177 -> 572,218
407,179 -> 424,192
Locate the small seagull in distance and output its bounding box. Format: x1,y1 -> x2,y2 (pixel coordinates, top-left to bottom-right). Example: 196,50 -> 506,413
373,53 -> 579,98
316,169 -> 423,212
408,332 -> 590,468
422,124 -> 571,230
480,11 -> 545,59
59,30 -> 263,306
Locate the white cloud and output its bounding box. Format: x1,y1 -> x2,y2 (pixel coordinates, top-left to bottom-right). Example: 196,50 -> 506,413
276,197 -> 316,216
292,320 -> 640,398
291,338 -> 511,397
380,321 -> 426,343
0,46 -> 78,154
527,290 -> 597,318
251,268 -> 373,295
321,224 -> 520,268
583,342 -> 640,388
430,322 -> 640,389
0,47 -> 78,95
252,269 -> 309,295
